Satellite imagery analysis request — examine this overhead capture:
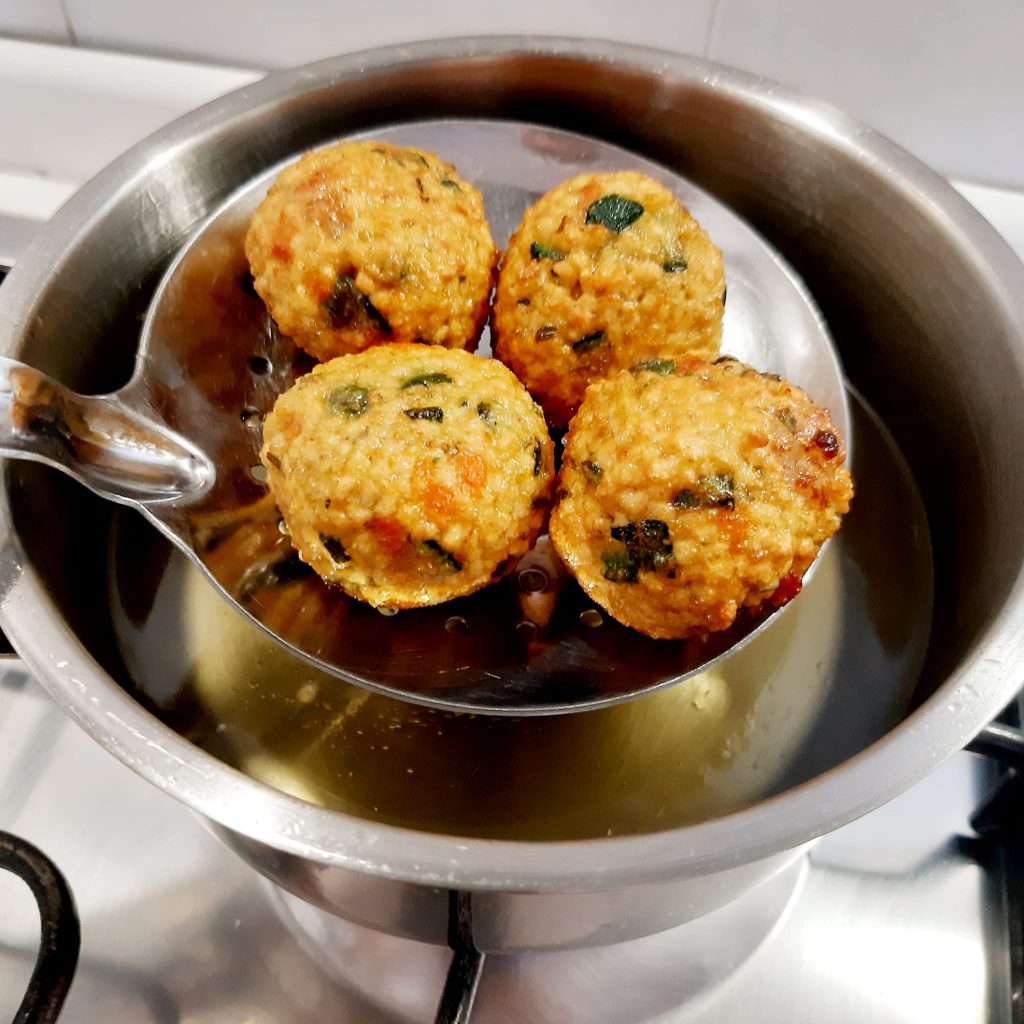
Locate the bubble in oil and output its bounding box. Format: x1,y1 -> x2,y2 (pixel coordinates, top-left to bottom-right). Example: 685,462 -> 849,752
296,681 -> 318,704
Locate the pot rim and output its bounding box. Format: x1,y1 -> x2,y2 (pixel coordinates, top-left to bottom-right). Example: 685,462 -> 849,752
3,35 -> 1024,891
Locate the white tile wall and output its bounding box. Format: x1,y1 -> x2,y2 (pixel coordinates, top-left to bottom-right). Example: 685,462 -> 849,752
61,0 -> 717,70
709,0 -> 1024,189
0,0 -> 71,43
1,0 -> 1022,189
0,40 -> 257,183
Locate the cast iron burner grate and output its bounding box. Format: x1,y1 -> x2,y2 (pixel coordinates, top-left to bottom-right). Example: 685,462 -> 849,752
0,832 -> 79,1024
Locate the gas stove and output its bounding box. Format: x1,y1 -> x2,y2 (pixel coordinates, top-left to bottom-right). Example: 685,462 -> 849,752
2,39 -> 1024,1024
2,661 -> 1021,1023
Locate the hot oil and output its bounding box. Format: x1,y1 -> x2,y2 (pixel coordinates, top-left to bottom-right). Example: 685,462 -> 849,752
108,395 -> 932,841
111,513 -> 792,839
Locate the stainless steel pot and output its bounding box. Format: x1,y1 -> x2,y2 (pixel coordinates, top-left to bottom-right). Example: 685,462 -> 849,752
1,38 -> 1023,956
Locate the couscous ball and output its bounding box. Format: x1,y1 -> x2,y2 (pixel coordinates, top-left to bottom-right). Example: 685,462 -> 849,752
492,171 -> 726,426
549,357 -> 853,639
260,344 -> 554,609
245,140 -> 497,362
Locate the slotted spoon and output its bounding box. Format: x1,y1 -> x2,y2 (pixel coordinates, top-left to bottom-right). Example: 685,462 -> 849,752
0,119 -> 849,714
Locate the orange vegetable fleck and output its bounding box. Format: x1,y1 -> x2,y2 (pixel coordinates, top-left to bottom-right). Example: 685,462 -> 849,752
454,453 -> 487,494
367,516 -> 406,555
412,458 -> 456,523
719,511 -> 749,554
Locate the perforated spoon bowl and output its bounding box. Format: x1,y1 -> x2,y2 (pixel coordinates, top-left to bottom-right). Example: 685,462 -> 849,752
0,119 -> 848,715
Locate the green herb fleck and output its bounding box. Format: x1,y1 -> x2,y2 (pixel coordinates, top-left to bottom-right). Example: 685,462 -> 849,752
404,150 -> 428,166
323,275 -> 391,335
327,384 -> 370,418
585,194 -> 644,232
401,371 -> 453,389
418,539 -> 462,572
631,358 -> 676,375
671,474 -> 735,510
582,460 -> 602,482
535,324 -> 558,341
532,440 -> 544,477
776,409 -> 798,433
662,257 -> 688,273
700,474 -> 734,508
601,549 -> 639,583
404,406 -> 444,422
604,519 -> 674,582
439,176 -> 461,191
670,488 -> 701,509
530,242 -> 567,261
319,534 -> 350,563
721,286 -> 728,306
650,546 -> 675,570
610,523 -> 637,544
476,401 -> 497,426
572,330 -> 607,353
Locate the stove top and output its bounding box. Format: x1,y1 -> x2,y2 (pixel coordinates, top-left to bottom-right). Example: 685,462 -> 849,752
0,664 -> 1017,1022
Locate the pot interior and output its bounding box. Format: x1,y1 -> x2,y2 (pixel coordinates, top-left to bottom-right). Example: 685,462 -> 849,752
3,45 -> 1023,846
91,384 -> 928,840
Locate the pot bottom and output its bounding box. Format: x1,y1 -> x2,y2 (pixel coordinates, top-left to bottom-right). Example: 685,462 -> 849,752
271,856 -> 806,1023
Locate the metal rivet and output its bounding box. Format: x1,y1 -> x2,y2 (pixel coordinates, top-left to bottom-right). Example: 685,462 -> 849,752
516,620 -> 540,642
378,607 -> 399,617
580,609 -> 603,628
248,356 -> 273,376
518,567 -> 548,593
445,615 -> 469,634
240,405 -> 262,427
249,464 -> 268,483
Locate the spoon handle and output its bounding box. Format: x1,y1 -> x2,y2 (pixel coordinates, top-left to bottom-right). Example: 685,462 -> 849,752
0,357 -> 213,506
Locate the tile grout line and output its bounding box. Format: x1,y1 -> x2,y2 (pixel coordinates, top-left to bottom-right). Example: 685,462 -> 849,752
56,0 -> 78,46
703,0 -> 723,58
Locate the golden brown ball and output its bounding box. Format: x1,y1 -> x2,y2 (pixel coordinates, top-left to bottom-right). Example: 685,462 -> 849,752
549,357 -> 853,639
260,345 -> 554,609
492,170 -> 725,427
245,140 -> 497,361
